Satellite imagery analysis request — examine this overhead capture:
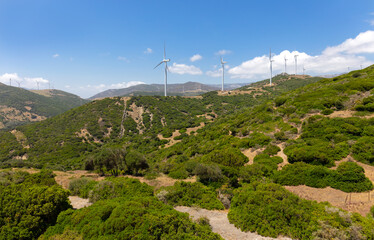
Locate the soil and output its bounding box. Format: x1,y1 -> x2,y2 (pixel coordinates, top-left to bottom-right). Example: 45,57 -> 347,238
175,206 -> 291,240
242,148 -> 265,165
68,196 -> 92,209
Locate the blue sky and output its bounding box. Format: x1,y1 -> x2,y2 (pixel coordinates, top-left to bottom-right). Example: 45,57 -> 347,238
0,0 -> 374,98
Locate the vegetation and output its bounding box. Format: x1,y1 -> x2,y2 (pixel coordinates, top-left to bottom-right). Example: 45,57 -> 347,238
0,170 -> 71,240
228,182 -> 374,239
274,162 -> 373,192
156,181 -> 224,210
0,83 -> 88,129
42,177 -> 222,240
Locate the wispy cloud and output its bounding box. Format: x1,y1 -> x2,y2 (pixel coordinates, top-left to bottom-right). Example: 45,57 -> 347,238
190,54 -> 202,62
168,63 -> 203,75
117,56 -> 130,62
144,48 -> 153,54
80,81 -> 145,95
215,49 -> 232,56
52,53 -> 59,58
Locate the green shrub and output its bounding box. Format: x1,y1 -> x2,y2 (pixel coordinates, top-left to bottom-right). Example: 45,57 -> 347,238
228,182 -> 373,239
41,196 -> 222,240
202,148 -> 248,167
263,144 -> 281,156
0,171 -> 71,239
156,181 -> 224,210
68,177 -> 98,198
88,177 -> 154,203
274,162 -> 373,192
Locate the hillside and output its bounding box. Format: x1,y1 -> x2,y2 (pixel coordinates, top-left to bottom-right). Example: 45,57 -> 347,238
0,84 -> 88,129
89,81 -> 247,99
3,69 -> 374,239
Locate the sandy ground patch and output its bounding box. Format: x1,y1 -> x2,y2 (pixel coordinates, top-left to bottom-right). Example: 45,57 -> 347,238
175,206 -> 290,240
285,185 -> 374,216
69,196 -> 92,209
242,148 -> 265,165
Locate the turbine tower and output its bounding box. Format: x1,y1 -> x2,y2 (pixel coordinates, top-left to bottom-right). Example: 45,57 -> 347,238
9,78 -> 12,86
221,57 -> 227,91
284,57 -> 288,74
269,49 -> 274,86
154,44 -> 170,97
294,55 -> 299,75
303,66 -> 306,75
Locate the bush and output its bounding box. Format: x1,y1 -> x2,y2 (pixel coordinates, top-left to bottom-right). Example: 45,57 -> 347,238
156,181 -> 224,210
88,177 -> 154,203
68,177 -> 98,198
0,171 -> 71,239
41,196 -> 222,240
228,182 -> 373,239
201,148 -> 248,167
274,162 -> 373,192
194,163 -> 224,185
263,144 -> 281,156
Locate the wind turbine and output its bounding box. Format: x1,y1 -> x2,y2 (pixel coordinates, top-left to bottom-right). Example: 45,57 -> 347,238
269,49 -> 274,86
9,78 -> 12,86
15,80 -> 22,88
154,44 -> 170,97
303,66 -> 306,75
294,55 -> 299,75
36,80 -> 40,90
221,57 -> 227,91
284,57 -> 288,74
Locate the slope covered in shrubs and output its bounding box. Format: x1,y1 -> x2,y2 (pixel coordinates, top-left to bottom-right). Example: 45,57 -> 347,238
0,170 -> 71,240
228,182 -> 374,239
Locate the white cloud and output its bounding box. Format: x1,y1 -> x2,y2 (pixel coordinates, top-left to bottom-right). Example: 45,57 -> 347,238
117,56 -> 130,62
229,30 -> 374,79
190,54 -> 202,62
144,48 -> 153,54
53,54 -> 59,58
79,81 -> 145,94
206,68 -> 222,77
0,73 -> 50,89
215,49 -> 232,56
323,30 -> 374,55
369,20 -> 374,26
168,63 -> 203,75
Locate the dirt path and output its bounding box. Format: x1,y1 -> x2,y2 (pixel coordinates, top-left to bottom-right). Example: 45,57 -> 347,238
242,148 -> 264,165
276,143 -> 288,169
175,206 -> 290,240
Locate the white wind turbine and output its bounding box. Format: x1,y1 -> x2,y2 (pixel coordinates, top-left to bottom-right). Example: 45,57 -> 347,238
154,44 -> 170,97
269,49 -> 274,86
221,57 -> 227,91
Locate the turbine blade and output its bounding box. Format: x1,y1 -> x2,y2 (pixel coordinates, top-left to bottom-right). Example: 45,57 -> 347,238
154,61 -> 164,69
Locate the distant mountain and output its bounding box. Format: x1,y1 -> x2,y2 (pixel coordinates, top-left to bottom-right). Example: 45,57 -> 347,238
0,83 -> 88,129
89,82 -> 221,99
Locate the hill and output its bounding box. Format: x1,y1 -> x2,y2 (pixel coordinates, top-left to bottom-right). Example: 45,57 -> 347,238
0,74 -> 323,169
88,81 -> 247,99
0,83 -> 88,129
2,67 -> 374,239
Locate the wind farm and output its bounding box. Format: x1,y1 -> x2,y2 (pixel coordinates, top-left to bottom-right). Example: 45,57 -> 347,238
1,1 -> 374,240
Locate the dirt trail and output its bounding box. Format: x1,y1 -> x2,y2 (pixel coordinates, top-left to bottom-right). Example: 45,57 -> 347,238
242,148 -> 264,165
328,110 -> 374,119
276,143 -> 288,169
175,206 -> 290,240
